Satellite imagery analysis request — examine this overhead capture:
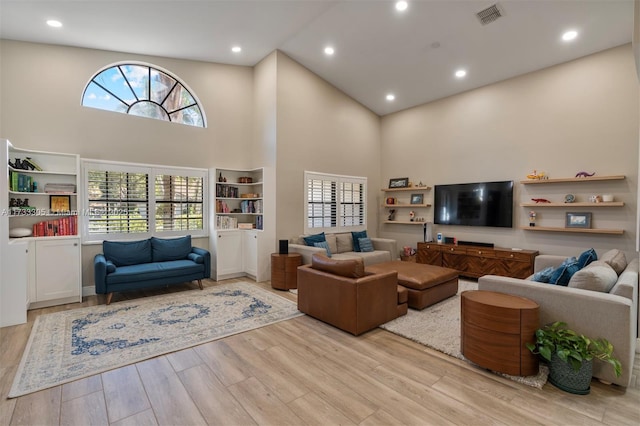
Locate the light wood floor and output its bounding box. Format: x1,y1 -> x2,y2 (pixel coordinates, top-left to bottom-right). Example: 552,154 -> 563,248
1,278 -> 639,426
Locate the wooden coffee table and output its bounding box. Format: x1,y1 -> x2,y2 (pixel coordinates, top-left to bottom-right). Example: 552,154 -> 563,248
461,290 -> 539,376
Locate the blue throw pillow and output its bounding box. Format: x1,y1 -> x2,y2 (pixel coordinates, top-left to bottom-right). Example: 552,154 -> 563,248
359,237 -> 374,252
187,252 -> 204,264
550,257 -> 580,286
314,241 -> 332,257
151,235 -> 192,262
105,260 -> 117,274
303,232 -> 326,246
103,239 -> 152,267
351,230 -> 368,252
532,266 -> 554,283
577,248 -> 597,269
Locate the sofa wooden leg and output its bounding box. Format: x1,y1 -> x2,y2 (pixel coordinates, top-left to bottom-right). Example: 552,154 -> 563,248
197,279 -> 203,290
106,293 -> 113,305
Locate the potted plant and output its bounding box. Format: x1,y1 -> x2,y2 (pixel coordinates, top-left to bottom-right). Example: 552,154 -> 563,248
526,321 -> 621,395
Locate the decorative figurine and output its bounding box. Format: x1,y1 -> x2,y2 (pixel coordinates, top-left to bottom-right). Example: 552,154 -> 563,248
529,210 -> 537,227
409,210 -> 415,222
526,170 -> 548,180
575,171 -> 595,178
531,198 -> 551,203
564,194 -> 575,203
387,209 -> 396,221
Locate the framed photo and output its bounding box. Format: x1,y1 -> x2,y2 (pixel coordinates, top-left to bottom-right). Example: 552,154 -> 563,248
388,177 -> 409,189
565,212 -> 592,228
410,194 -> 424,205
50,195 -> 71,213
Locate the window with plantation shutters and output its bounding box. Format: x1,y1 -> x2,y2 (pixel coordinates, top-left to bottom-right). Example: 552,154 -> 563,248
304,171 -> 366,233
87,170 -> 149,235
83,160 -> 207,242
155,174 -> 204,232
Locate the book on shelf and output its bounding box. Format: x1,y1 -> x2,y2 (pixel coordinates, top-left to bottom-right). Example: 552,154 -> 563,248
216,216 -> 238,229
44,183 -> 76,193
216,185 -> 239,198
9,171 -> 34,192
31,216 -> 77,237
238,223 -> 254,229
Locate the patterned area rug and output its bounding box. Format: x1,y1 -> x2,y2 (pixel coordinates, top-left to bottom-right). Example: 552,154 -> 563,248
9,281 -> 302,398
380,279 -> 549,389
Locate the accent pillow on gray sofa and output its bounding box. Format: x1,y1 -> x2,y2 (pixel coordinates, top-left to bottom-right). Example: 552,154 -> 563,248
568,260 -> 618,293
600,249 -> 627,275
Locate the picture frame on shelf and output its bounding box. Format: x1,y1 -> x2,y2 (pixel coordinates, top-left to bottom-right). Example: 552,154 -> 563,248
50,195 -> 71,213
565,212 -> 591,228
410,194 -> 424,205
388,177 -> 409,189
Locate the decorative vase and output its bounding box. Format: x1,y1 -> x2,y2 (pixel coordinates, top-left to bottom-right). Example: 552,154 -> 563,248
548,353 -> 593,395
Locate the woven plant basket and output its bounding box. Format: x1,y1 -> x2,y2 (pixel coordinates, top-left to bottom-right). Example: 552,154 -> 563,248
548,354 -> 593,395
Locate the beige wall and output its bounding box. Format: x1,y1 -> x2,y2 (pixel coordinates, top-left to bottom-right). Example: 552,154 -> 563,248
274,51 -> 381,242
381,44 -> 639,259
0,40 -> 254,168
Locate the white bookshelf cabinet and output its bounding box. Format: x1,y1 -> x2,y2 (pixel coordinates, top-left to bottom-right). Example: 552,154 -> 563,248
1,140 -> 82,326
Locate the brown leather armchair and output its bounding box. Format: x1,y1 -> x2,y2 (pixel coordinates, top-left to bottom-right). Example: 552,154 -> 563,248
297,254 -> 404,335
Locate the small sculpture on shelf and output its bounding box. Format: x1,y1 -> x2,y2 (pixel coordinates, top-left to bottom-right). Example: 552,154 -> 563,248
531,198 -> 551,203
409,210 -> 415,222
526,170 -> 548,180
575,171 -> 595,178
387,209 -> 396,221
529,210 -> 537,227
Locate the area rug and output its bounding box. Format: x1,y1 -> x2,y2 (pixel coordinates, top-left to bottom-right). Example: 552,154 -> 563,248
380,279 -> 549,389
9,281 -> 302,398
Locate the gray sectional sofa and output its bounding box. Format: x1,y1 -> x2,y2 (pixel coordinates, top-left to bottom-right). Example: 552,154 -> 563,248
478,249 -> 638,387
289,232 -> 397,266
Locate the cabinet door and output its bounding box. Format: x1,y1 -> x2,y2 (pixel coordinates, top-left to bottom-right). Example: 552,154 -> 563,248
217,231 -> 243,276
35,239 -> 81,302
1,242 -> 28,326
243,231 -> 258,277
417,243 -> 442,265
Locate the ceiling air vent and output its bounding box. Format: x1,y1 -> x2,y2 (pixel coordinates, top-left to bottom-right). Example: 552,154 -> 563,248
476,3 -> 504,26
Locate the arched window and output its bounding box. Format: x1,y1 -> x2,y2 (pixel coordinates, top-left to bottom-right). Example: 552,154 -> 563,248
82,63 -> 206,128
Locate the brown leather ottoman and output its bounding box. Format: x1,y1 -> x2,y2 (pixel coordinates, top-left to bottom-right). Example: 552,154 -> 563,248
366,261 -> 459,310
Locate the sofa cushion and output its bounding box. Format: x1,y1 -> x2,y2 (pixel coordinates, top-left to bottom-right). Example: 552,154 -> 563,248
601,249 -> 627,275
103,239 -> 152,267
106,260 -> 204,284
351,230 -> 368,252
105,260 -> 117,274
335,233 -> 353,253
577,248 -> 597,269
311,253 -> 365,278
549,257 -> 580,286
325,233 -> 338,255
568,261 -> 617,293
359,237 -> 374,252
303,232 -> 325,246
532,266 -> 554,283
187,252 -> 204,264
151,235 -> 192,262
314,241 -> 332,257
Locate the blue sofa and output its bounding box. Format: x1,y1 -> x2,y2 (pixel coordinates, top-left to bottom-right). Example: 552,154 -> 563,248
94,235 -> 211,304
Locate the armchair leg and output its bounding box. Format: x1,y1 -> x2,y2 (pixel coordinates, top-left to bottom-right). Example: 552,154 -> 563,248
106,293 -> 113,305
197,279 -> 203,290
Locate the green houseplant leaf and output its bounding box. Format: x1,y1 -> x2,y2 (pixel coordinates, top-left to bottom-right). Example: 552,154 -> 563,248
527,321 -> 621,377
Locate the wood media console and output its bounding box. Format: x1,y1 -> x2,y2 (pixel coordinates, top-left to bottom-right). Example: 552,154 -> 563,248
417,242 -> 538,279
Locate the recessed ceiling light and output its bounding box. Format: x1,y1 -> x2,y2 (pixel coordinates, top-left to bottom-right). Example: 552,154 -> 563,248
386,94 -> 395,101
324,46 -> 335,56
46,19 -> 62,28
562,30 -> 578,41
231,46 -> 242,53
395,1 -> 408,12
455,69 -> 467,78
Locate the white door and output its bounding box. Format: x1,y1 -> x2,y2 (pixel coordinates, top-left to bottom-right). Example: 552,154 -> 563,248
243,230 -> 258,278
216,231 -> 243,277
35,238 -> 81,302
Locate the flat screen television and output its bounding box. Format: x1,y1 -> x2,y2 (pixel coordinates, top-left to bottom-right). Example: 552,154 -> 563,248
434,180 -> 514,228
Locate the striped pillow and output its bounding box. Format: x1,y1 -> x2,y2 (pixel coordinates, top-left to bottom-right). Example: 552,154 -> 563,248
358,237 -> 374,252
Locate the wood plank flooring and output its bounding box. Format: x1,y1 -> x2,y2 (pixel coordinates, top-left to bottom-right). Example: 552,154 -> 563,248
1,278 -> 639,425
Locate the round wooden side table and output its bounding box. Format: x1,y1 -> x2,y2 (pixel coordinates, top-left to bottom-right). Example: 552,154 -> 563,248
271,253 -> 302,290
461,290 -> 539,376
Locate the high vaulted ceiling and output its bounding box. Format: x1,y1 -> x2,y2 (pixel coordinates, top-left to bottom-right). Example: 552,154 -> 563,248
0,0 -> 634,115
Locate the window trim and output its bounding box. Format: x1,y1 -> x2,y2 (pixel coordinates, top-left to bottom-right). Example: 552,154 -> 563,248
304,171 -> 367,234
81,159 -> 208,243
81,61 -> 207,128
